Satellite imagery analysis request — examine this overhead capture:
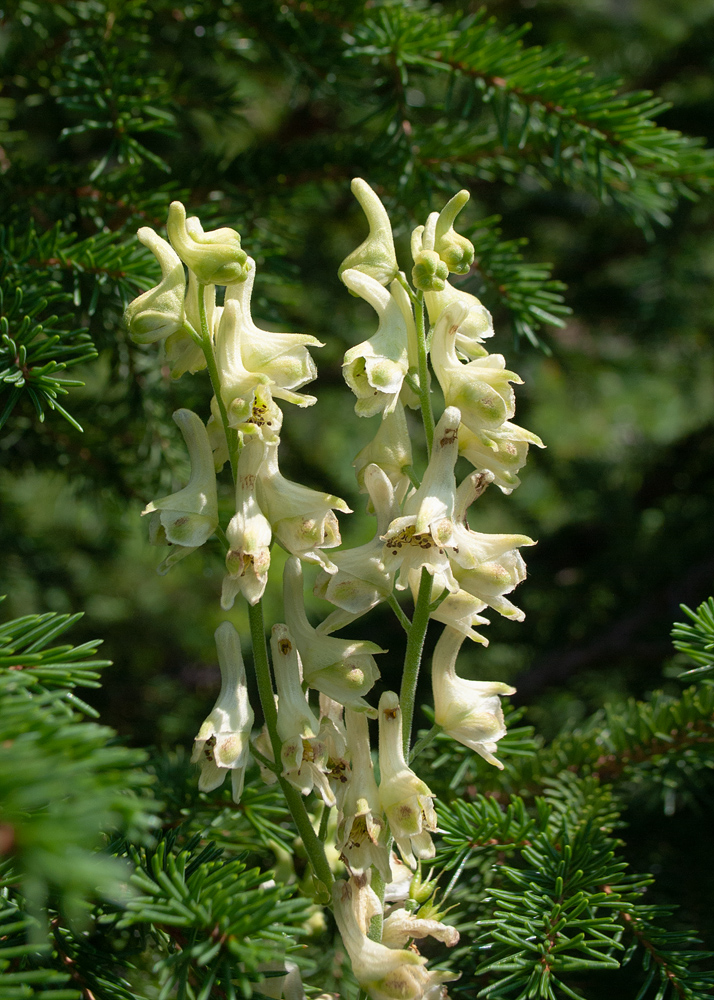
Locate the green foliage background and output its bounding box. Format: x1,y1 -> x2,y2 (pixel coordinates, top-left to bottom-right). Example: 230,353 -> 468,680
2,1 -> 714,997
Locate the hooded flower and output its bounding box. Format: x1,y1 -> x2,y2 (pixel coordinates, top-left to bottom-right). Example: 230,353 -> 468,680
191,622 -> 254,802
167,201 -> 250,285
381,407 -> 461,592
342,270 -> 416,418
142,408 -> 219,574
314,464 -> 400,631
333,879 -> 457,1000
338,178 -> 398,286
271,624 -> 335,807
164,270 -> 212,379
459,420 -> 544,494
318,694 -> 351,807
125,227 -> 185,344
378,692 -> 437,868
424,283 -> 494,359
284,557 -> 382,711
221,436 -> 272,608
432,626 -> 515,768
256,440 -> 350,572
353,402 -> 414,505
207,383 -> 283,473
430,303 -> 521,434
432,189 -> 475,275
336,709 -> 391,881
223,258 -> 322,404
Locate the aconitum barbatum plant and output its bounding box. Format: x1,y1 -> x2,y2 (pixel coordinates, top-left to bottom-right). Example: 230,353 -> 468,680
125,180 -> 544,998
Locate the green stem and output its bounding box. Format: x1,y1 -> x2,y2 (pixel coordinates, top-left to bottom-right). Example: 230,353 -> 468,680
387,592 -> 412,633
368,865 -> 387,942
197,284 -> 239,481
399,566 -> 433,755
409,723 -> 442,763
414,290 -> 434,457
247,600 -> 334,891
318,803 -> 331,842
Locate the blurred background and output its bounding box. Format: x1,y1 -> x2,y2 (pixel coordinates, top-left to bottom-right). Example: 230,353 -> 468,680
1,0 -> 714,941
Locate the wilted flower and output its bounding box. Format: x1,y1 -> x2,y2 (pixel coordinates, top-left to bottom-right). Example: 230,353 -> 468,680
381,407 -> 461,592
430,303 -> 521,434
167,201 -> 249,285
338,178 -> 398,286
125,227 -> 185,344
191,622 -> 254,802
284,557 -> 382,711
353,401 -> 414,505
336,709 -> 390,881
221,436 -> 272,608
382,908 -> 459,949
271,624 -> 335,807
432,626 -> 515,768
256,441 -> 350,571
378,692 -> 437,868
333,879 -> 457,1000
223,258 -> 322,404
142,408 -> 218,574
314,464 -> 400,631
341,270 -> 416,418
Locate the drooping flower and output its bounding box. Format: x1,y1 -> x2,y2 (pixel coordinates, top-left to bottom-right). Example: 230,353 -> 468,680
142,408 -> 218,574
432,626 -> 515,768
125,228 -> 185,344
167,201 -> 250,285
338,178 -> 398,286
256,441 -> 350,572
223,258 -> 322,404
430,303 -> 521,434
221,436 -> 272,608
378,692 -> 437,868
336,709 -> 391,882
459,420 -> 544,494
333,879 -> 457,1000
191,622 -> 254,802
381,407 -> 462,592
353,401 -> 414,505
284,557 -> 382,711
314,464 -> 400,632
271,624 -> 335,807
341,270 -> 416,418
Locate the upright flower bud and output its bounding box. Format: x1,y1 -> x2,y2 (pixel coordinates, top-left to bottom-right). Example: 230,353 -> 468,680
125,228 -> 185,344
430,302 -> 521,433
167,201 -> 249,285
142,409 -> 219,574
284,557 -> 382,711
432,626 -> 515,768
341,270 -> 413,418
271,624 -> 335,807
378,692 -> 437,868
411,217 -> 449,293
191,622 -> 254,802
221,436 -> 272,609
256,441 -> 350,572
336,709 -> 391,881
338,178 -> 398,286
433,189 -> 475,275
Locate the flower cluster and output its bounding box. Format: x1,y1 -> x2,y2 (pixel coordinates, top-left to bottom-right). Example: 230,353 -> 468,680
126,183 -> 542,1000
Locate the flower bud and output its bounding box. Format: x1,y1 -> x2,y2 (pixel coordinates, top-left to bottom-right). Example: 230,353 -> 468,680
433,189 -> 475,274
338,178 -> 398,286
191,622 -> 254,802
125,227 -> 185,344
411,248 -> 449,292
167,201 -> 249,285
378,691 -> 437,868
432,626 -> 515,768
142,409 -> 218,574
